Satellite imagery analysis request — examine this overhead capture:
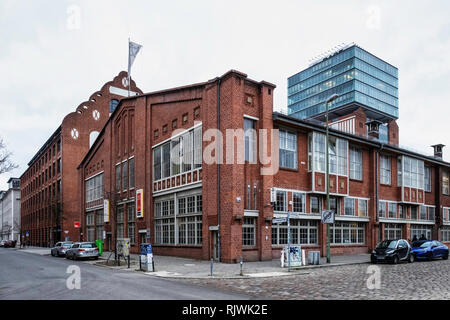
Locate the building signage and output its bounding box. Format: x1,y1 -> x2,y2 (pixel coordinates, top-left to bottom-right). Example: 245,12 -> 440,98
136,189 -> 144,218
74,221 -> 81,228
104,199 -> 110,223
321,210 -> 335,224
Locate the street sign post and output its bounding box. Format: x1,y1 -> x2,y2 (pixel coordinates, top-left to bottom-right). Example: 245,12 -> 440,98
272,217 -> 287,224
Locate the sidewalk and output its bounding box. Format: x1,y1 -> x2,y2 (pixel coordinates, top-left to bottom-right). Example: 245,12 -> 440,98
96,251 -> 370,279
12,246 -> 370,279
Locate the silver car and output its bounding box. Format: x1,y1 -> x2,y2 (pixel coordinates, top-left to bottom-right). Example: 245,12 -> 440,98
65,242 -> 99,260
51,241 -> 74,257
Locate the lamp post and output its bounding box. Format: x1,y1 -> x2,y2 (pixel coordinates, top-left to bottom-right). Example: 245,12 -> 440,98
325,93 -> 339,263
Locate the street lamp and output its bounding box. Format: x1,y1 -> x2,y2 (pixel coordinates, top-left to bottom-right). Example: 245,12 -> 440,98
325,93 -> 339,263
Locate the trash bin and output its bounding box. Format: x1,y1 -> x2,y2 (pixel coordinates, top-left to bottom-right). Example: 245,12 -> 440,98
308,251 -> 320,265
95,240 -> 103,256
140,243 -> 154,272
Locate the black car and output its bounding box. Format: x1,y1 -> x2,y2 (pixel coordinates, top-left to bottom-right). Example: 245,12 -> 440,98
371,239 -> 415,264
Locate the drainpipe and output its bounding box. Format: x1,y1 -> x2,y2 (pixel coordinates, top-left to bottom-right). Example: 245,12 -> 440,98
217,78 -> 221,262
375,143 -> 384,243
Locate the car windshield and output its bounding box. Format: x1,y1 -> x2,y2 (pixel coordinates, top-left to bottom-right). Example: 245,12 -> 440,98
81,243 -> 96,248
412,241 -> 431,248
377,240 -> 397,249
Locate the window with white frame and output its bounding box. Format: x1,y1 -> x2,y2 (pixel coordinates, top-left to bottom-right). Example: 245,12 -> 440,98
279,130 -> 297,169
122,160 -> 128,191
441,226 -> 450,242
358,199 -> 368,217
127,203 -> 135,244
388,202 -> 396,219
242,217 -> 256,246
310,196 -> 321,214
380,155 -> 391,185
129,158 -> 135,189
330,222 -> 365,244
378,201 -> 386,218
350,147 -> 363,180
86,212 -> 95,242
344,198 -> 356,216
177,194 -> 202,245
312,132 -> 326,172
244,118 -> 257,163
181,131 -> 193,173
384,223 -> 402,240
398,204 -> 405,219
411,206 -> 418,220
397,157 -> 402,186
311,133 -> 348,175
424,166 -> 431,192
272,220 -> 318,245
411,225 -> 432,240
443,208 -> 450,222
96,210 -> 104,241
443,171 -> 449,195
428,207 -> 435,221
420,205 -> 427,220
193,126 -> 202,169
116,206 -> 124,239
274,191 -> 286,212
337,139 -> 348,175
154,198 -> 175,244
402,156 -> 425,189
292,192 -> 305,213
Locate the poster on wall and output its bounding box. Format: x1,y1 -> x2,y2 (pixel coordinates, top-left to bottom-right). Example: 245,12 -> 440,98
136,189 -> 144,218
104,199 -> 110,223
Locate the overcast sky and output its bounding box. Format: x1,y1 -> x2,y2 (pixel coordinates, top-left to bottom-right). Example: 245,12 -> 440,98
1,0 -> 450,190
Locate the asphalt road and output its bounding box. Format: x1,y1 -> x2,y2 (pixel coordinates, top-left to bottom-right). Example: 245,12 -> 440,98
0,249 -> 250,300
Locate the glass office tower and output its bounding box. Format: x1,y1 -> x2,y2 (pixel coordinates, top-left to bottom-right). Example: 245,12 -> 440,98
287,45 -> 398,122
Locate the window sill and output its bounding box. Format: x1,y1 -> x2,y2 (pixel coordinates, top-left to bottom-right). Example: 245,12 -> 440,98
349,178 -> 363,183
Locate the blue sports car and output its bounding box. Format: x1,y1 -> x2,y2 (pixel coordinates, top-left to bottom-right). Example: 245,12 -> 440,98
411,240 -> 449,261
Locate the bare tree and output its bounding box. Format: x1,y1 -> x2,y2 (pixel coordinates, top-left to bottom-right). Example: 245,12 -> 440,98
0,137 -> 18,174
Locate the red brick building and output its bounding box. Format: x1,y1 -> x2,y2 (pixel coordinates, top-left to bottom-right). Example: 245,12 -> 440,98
20,72 -> 142,246
78,69 -> 450,263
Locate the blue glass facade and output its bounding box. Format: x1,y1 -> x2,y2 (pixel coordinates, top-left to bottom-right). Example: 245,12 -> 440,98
287,45 -> 398,120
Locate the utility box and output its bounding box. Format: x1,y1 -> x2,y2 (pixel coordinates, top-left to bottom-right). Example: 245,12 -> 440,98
140,243 -> 154,272
95,240 -> 103,256
308,251 -> 321,265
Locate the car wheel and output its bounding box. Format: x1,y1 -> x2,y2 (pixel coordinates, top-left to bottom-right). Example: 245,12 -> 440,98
392,255 -> 399,264
51,250 -> 55,257
94,256 -> 98,260
443,253 -> 449,260
428,252 -> 433,261
408,254 -> 415,263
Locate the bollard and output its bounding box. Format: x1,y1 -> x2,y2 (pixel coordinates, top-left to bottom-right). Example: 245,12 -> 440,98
240,257 -> 243,276
128,255 -> 130,269
210,258 -> 214,276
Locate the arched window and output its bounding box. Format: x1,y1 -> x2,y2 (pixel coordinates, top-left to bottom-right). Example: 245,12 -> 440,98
89,131 -> 100,148
110,99 -> 119,113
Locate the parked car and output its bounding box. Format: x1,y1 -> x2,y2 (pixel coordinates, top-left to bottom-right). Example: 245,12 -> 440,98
3,240 -> 17,248
0,240 -> 6,247
51,241 -> 74,257
371,239 -> 414,264
411,240 -> 449,261
65,242 -> 99,260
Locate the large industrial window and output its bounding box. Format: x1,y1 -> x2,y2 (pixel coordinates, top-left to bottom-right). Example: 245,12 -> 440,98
85,173 -> 103,203
279,130 -> 297,169
115,164 -> 121,192
116,206 -> 124,239
153,147 -> 162,181
293,192 -> 306,213
384,223 -> 402,240
242,217 -> 256,246
310,132 -> 348,175
330,222 -> 365,244
122,160 -> 128,191
272,220 -> 318,246
96,210 -> 104,241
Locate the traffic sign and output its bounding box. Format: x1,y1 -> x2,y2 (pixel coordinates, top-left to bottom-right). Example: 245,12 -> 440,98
272,217 -> 287,224
321,210 -> 335,224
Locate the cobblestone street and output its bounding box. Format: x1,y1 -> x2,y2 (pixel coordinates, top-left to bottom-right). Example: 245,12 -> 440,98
172,259 -> 450,300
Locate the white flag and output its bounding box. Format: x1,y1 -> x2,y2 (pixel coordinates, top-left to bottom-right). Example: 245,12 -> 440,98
128,40 -> 142,77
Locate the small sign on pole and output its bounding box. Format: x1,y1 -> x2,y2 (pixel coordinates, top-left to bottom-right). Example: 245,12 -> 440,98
272,217 -> 287,224
74,221 -> 81,228
321,210 -> 335,224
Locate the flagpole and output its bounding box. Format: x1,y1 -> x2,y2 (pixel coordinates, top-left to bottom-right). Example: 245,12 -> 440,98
128,37 -> 131,97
